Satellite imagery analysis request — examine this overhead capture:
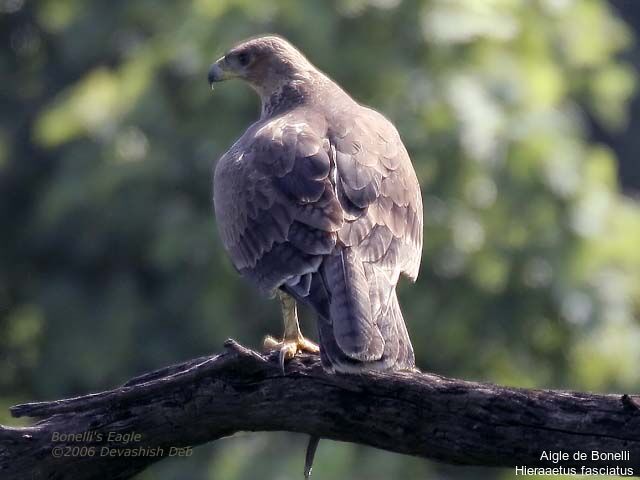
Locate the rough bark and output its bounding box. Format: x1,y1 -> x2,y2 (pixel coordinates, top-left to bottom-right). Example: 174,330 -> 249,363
1,339 -> 639,479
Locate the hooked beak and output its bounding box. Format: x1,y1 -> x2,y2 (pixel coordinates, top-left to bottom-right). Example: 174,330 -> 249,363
208,57 -> 232,89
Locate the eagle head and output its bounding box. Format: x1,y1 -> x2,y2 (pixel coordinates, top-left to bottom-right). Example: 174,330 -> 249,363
208,35 -> 315,96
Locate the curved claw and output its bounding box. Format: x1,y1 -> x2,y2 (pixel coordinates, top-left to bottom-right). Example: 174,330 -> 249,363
279,349 -> 287,375
263,335 -> 319,375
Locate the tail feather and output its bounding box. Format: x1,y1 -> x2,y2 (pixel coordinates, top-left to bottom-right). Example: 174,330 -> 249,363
385,292 -> 415,370
324,249 -> 384,361
301,248 -> 415,373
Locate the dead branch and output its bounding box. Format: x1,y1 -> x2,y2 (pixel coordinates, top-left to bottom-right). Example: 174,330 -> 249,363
1,339 -> 639,479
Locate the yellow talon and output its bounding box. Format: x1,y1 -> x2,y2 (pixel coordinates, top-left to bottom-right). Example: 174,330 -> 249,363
263,291 -> 319,374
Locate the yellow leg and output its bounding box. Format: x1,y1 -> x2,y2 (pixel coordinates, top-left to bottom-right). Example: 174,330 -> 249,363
263,291 -> 319,373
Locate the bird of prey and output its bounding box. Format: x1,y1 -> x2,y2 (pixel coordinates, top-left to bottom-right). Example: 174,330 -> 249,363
209,35 -> 423,374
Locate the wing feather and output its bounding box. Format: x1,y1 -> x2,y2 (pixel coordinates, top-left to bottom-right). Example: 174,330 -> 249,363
332,107 -> 422,281
214,111 -> 341,294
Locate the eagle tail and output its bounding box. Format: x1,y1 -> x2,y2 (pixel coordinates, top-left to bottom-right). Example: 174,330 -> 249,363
307,248 -> 415,373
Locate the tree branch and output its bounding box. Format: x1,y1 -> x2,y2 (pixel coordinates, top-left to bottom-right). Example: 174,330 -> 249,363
1,339 -> 639,479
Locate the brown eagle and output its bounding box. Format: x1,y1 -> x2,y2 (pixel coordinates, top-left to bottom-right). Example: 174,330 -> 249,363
209,35 -> 422,373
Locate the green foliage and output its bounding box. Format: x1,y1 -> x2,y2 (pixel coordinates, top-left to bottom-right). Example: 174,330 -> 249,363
1,0 -> 639,478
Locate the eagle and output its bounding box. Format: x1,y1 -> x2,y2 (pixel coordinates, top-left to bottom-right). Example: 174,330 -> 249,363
209,35 -> 423,374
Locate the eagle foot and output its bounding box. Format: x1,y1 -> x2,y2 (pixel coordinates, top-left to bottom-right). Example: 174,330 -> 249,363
263,335 -> 319,374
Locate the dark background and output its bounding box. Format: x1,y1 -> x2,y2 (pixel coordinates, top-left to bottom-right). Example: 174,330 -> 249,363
605,0 -> 640,194
1,1 -> 639,479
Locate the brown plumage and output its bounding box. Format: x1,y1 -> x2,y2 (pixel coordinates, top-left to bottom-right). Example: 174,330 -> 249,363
209,35 -> 423,373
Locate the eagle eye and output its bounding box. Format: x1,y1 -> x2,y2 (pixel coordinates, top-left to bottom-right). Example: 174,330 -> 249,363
236,52 -> 251,67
